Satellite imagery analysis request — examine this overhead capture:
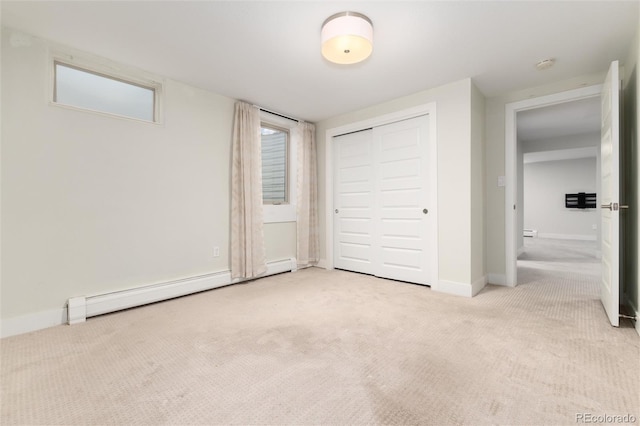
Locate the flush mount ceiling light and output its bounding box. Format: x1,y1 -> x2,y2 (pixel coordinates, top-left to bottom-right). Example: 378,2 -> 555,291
321,11 -> 373,65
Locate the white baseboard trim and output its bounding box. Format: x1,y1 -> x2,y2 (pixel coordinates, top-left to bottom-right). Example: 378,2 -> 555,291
537,233 -> 597,241
471,275 -> 487,296
435,280 -> 473,297
1,258 -> 297,339
487,273 -> 507,286
1,307 -> 68,338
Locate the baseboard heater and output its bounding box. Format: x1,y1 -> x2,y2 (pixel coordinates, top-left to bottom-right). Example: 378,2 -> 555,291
523,229 -> 538,238
67,258 -> 297,325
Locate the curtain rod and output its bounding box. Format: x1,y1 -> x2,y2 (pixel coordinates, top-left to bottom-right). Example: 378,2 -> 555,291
254,105 -> 301,123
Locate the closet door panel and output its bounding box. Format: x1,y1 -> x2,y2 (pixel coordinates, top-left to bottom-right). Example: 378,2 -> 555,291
374,116 -> 430,284
333,129 -> 375,274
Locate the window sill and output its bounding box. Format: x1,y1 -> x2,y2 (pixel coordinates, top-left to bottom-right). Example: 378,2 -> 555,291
263,204 -> 296,223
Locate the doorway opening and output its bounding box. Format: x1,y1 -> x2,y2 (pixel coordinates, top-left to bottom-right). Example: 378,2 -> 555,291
516,97 -> 602,285
504,84 -> 602,287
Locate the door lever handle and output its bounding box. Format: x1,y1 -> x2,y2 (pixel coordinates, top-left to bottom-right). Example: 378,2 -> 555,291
601,202 -> 629,211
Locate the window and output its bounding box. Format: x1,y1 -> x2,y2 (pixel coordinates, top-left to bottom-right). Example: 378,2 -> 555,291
53,61 -> 157,122
261,124 -> 289,204
260,112 -> 297,223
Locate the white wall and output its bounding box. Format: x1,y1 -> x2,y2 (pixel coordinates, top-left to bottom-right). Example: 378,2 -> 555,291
316,78 -> 486,293
1,29 -> 296,323
518,132 -> 601,249
524,157 -> 598,240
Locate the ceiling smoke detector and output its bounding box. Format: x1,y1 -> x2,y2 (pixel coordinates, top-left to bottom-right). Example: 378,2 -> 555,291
536,58 -> 555,71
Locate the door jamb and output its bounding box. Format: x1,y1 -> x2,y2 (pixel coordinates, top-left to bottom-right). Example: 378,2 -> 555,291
324,103 -> 439,290
504,85 -> 602,287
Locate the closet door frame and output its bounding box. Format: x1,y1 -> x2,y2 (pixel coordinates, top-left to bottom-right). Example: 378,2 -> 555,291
324,103 -> 439,289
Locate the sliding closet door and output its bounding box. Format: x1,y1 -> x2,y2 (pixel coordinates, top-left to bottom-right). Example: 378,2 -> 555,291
373,116 -> 430,284
333,129 -> 375,274
333,115 -> 431,285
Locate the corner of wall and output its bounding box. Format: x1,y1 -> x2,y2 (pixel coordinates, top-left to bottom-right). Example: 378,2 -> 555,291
471,79 -> 487,283
487,273 -> 507,286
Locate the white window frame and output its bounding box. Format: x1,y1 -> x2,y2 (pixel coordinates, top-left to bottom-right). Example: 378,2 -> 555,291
260,111 -> 297,223
49,48 -> 163,124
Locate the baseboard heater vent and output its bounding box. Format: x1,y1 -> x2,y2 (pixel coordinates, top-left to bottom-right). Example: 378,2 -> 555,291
523,229 -> 538,238
67,258 -> 297,325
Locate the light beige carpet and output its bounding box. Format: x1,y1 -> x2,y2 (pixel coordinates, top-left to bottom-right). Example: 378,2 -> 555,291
1,242 -> 639,425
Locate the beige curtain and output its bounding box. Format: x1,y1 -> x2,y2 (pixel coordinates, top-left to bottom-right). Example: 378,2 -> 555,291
296,121 -> 319,267
231,101 -> 267,279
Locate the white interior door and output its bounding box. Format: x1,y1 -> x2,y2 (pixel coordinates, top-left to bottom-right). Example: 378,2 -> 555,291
373,116 -> 430,284
333,129 -> 375,274
600,60 -> 620,327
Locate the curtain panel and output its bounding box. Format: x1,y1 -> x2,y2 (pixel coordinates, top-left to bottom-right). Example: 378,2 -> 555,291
296,122 -> 320,267
230,101 -> 267,279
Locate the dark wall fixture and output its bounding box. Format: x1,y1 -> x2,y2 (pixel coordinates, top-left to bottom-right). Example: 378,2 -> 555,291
565,192 -> 597,209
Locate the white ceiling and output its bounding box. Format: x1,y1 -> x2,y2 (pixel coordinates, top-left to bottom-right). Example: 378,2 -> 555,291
2,1 -> 637,122
517,96 -> 602,142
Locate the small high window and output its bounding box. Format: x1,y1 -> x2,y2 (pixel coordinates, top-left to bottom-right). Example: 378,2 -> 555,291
53,61 -> 156,122
261,125 -> 289,204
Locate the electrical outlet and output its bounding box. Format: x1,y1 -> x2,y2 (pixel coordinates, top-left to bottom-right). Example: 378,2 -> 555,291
213,247 -> 220,257
592,224 -> 597,230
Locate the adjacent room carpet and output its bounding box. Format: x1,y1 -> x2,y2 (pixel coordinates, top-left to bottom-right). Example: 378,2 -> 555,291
2,240 -> 638,425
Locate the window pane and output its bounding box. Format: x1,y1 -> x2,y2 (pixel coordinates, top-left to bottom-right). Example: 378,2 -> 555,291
261,127 -> 287,203
55,63 -> 155,121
